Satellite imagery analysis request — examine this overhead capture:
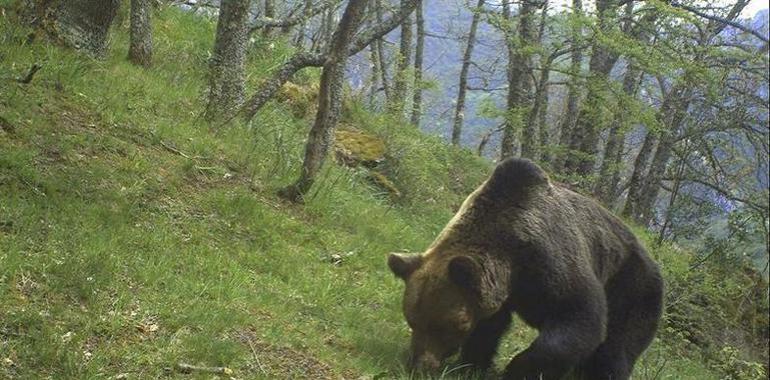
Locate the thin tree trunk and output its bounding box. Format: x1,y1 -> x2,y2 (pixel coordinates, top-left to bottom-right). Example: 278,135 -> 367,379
368,44 -> 382,108
28,0 -> 121,57
129,0 -> 153,67
278,0 -> 370,203
553,0 -> 583,170
262,0 -> 275,38
500,0 -> 535,159
451,0 -> 485,146
374,0 -> 391,101
410,0 -> 425,127
389,0 -> 414,117
204,0 -> 251,121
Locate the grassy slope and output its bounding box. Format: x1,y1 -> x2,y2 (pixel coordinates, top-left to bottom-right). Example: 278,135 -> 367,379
0,4 -> 723,379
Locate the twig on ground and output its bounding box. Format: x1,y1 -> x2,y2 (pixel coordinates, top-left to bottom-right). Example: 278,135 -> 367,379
175,362 -> 233,375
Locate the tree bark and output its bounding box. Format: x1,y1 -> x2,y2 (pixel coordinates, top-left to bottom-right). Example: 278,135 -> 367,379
593,66 -> 643,204
622,127 -> 658,220
500,0 -> 535,160
241,0 -> 419,121
553,0 -> 583,170
410,0 -> 425,127
278,0 -> 370,203
389,0 -> 414,117
562,0 -> 622,177
27,0 -> 121,57
204,0 -> 251,121
128,0 -> 153,67
451,0 -> 485,146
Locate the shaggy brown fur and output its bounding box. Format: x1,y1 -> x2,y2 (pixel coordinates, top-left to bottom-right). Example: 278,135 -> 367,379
389,158 -> 663,380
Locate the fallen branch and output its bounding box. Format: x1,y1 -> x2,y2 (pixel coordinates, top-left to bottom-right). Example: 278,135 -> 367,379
175,362 -> 233,375
16,63 -> 42,84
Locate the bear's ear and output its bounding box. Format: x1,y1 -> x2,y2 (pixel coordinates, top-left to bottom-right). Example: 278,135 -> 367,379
448,255 -> 482,291
388,253 -> 423,280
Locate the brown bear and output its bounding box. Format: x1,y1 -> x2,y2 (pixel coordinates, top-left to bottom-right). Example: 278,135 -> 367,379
388,158 -> 663,380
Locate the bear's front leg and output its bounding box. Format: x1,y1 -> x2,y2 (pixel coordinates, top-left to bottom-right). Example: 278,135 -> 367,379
458,309 -> 512,373
502,309 -> 605,380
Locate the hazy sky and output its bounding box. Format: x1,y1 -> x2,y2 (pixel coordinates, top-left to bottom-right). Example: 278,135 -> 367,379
546,0 -> 769,19
742,0 -> 769,17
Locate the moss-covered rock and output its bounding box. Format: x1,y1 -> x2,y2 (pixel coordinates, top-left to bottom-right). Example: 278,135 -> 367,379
333,129 -> 386,168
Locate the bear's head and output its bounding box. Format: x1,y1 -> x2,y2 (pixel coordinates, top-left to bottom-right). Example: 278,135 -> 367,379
388,252 -> 502,372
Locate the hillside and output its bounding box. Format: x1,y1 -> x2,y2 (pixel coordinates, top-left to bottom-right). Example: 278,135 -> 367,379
0,4 -> 767,379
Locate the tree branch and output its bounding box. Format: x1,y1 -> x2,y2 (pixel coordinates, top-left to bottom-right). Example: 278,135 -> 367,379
669,1 -> 769,44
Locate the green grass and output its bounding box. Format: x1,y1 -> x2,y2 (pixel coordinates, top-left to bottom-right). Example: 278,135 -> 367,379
0,3 -> 761,379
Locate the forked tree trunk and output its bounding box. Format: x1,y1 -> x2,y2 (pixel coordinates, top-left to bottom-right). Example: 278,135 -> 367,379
240,0 -> 419,121
27,0 -> 121,57
128,0 -> 153,67
451,0 -> 485,146
278,0 -> 370,203
204,0 -> 251,121
410,0 -> 425,127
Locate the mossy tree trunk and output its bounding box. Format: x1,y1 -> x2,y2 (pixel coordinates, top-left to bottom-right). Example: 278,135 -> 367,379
128,0 -> 153,67
278,0 -> 370,203
27,0 -> 121,57
204,0 -> 250,121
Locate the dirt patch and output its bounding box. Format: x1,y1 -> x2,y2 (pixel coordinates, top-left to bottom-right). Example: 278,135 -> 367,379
232,329 -> 351,379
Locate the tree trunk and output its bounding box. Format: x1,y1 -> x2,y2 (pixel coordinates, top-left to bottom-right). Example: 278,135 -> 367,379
410,0 -> 424,127
622,84 -> 692,223
593,66 -> 643,204
521,2 -> 548,161
451,0 -> 485,146
278,0 -> 370,203
204,0 -> 251,121
553,0 -> 583,170
500,0 -> 535,160
389,0 -> 414,117
128,0 -> 153,67
373,0 -> 391,103
622,129 -> 658,219
28,0 -> 121,57
562,0 -> 622,178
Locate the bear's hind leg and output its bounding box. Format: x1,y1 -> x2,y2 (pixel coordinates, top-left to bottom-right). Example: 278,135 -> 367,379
577,259 -> 663,380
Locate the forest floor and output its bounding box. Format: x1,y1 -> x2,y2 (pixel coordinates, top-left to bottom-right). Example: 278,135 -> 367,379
0,4 -> 764,380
